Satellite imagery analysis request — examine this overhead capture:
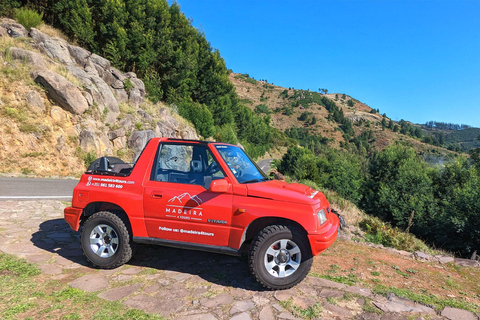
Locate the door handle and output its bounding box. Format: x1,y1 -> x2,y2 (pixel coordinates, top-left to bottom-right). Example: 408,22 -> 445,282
151,191 -> 163,199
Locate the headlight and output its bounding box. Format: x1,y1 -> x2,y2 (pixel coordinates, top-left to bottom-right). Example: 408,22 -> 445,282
317,209 -> 327,225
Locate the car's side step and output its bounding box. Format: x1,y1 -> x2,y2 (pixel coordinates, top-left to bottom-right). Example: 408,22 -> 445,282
133,237 -> 241,256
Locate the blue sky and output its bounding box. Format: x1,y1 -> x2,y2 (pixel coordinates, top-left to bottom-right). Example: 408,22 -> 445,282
175,0 -> 480,127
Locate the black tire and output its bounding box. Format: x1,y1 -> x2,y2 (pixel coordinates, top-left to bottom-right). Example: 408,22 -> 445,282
249,224 -> 313,290
81,211 -> 133,269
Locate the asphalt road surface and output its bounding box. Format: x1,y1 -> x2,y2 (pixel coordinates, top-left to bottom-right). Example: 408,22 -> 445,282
0,159 -> 273,201
257,159 -> 273,174
0,177 -> 78,200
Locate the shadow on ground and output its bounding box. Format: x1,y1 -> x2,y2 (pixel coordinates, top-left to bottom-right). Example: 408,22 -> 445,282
32,218 -> 263,291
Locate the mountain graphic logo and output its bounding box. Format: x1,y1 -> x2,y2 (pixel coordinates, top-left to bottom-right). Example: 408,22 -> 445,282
168,193 -> 203,206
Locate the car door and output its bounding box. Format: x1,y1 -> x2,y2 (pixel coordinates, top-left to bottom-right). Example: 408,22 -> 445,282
143,143 -> 234,247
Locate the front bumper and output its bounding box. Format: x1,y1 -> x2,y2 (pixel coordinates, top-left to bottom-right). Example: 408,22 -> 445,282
64,207 -> 83,231
308,213 -> 339,256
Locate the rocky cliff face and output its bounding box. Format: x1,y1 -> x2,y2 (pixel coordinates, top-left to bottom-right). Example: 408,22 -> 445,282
0,18 -> 198,177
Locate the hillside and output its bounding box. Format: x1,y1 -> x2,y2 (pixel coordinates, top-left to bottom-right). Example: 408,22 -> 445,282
230,73 -> 466,157
0,19 -> 198,177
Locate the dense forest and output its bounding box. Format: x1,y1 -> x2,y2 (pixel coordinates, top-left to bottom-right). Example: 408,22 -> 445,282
278,142 -> 480,257
3,1 -> 480,258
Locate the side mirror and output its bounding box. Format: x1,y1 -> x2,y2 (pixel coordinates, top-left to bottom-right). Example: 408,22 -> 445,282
209,179 -> 229,193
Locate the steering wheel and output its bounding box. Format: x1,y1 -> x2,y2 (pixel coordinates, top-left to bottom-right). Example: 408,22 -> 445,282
206,162 -> 219,175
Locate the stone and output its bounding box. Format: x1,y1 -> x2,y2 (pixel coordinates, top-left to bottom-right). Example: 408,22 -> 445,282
345,285 -> 373,297
26,90 -> 45,112
50,106 -> 68,122
0,18 -> 28,38
441,307 -> 477,320
319,288 -> 345,298
176,314 -> 218,320
67,44 -> 91,66
111,67 -> 127,81
56,136 -> 67,152
97,283 -> 143,301
274,288 -> 296,301
90,53 -> 111,70
137,109 -> 153,122
29,28 -> 50,43
102,69 -> 116,85
199,292 -> 234,308
143,284 -> 160,294
230,300 -> 255,315
111,79 -> 124,89
156,120 -> 177,138
305,276 -> 348,290
89,75 -> 119,122
414,251 -> 432,261
34,70 -> 88,114
79,130 -> 100,155
39,37 -> 73,65
230,312 -> 252,320
69,274 -> 109,292
259,305 -> 275,320
278,311 -> 301,320
9,47 -> 47,69
121,267 -> 142,275
380,315 -> 407,320
373,294 -> 435,314
454,258 -> 479,267
436,256 -> 454,264
323,302 -> 353,317
129,87 -> 143,106
128,130 -> 156,161
113,88 -> 129,103
123,294 -> 183,317
108,128 -> 126,141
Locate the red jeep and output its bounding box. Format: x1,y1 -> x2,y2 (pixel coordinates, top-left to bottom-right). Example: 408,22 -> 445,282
64,138 -> 339,289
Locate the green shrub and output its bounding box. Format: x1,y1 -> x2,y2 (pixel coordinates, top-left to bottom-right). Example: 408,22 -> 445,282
15,7 -> 43,30
254,104 -> 270,115
359,216 -> 429,252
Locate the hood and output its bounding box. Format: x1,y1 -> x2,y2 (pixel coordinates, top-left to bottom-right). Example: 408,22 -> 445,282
246,180 -> 320,205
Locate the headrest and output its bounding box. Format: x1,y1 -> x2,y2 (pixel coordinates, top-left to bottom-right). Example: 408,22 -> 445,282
190,160 -> 202,172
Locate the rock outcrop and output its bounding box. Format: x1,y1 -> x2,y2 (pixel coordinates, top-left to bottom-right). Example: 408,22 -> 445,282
34,70 -> 89,115
0,19 -> 198,177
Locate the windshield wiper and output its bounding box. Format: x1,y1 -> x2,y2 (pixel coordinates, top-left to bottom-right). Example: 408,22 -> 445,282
241,178 -> 269,184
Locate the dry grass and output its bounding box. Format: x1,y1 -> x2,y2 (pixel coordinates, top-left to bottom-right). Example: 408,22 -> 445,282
36,23 -> 68,40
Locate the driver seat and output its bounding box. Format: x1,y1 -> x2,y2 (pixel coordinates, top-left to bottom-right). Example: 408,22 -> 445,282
189,160 -> 204,186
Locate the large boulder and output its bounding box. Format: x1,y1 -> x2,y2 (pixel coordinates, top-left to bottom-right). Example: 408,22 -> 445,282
79,130 -> 101,155
8,47 -> 47,69
29,28 -> 50,43
25,90 -> 45,112
67,44 -> 91,66
0,18 -> 28,38
128,130 -> 155,161
34,70 -> 88,115
89,75 -> 119,122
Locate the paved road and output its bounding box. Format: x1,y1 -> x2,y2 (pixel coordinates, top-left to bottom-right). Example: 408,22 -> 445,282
0,177 -> 78,200
257,159 -> 273,174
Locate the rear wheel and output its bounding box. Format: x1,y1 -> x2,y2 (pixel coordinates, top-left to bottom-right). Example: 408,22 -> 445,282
249,224 -> 312,290
81,211 -> 133,268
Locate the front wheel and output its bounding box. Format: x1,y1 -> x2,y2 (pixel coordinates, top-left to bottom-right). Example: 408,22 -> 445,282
249,224 -> 312,290
81,211 -> 133,269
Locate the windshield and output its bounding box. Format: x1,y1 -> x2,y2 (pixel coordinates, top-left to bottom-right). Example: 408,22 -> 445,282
215,145 -> 268,183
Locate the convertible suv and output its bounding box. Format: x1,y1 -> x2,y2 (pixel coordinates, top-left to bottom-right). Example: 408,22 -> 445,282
64,138 -> 339,289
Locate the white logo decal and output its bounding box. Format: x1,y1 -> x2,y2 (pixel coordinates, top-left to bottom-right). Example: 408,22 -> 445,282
168,193 -> 203,206
166,193 -> 204,220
